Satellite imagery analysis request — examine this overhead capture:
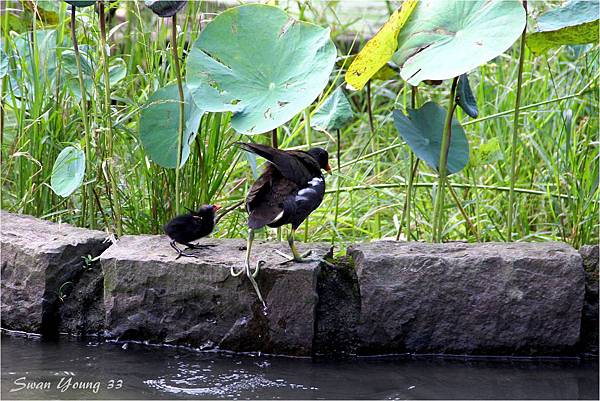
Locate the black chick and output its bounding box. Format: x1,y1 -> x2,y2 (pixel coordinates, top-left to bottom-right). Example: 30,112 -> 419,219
164,204 -> 221,259
237,142 -> 331,273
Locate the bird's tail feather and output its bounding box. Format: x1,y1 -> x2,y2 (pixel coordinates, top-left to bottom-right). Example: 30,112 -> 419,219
235,142 -> 280,164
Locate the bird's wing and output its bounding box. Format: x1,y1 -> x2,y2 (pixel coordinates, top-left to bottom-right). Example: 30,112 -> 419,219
288,175 -> 326,229
246,166 -> 272,212
236,142 -> 317,186
286,150 -> 322,176
163,214 -> 189,234
246,166 -> 299,229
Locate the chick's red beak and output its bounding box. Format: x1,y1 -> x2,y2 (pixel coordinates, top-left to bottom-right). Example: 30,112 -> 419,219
325,163 -> 332,174
212,204 -> 222,211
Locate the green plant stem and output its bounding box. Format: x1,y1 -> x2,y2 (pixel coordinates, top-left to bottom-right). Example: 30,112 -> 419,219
507,1 -> 528,242
271,128 -> 278,148
303,110 -> 312,242
396,157 -> 420,240
70,5 -> 93,227
366,80 -> 375,134
99,1 -> 122,236
463,80 -> 597,127
171,15 -> 185,216
333,128 -> 341,239
396,85 -> 419,241
271,127 -> 280,241
405,86 -> 418,241
431,77 -> 459,243
366,80 -> 380,238
447,183 -> 480,241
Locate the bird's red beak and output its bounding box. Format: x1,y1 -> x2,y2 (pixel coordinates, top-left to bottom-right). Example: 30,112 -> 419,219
325,163 -> 332,174
212,204 -> 222,211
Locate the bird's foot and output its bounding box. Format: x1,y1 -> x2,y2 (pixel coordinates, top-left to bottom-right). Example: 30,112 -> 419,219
275,249 -> 313,265
229,260 -> 266,308
174,250 -> 199,260
230,265 -> 244,277
171,241 -> 199,260
230,259 -> 264,278
251,260 -> 266,278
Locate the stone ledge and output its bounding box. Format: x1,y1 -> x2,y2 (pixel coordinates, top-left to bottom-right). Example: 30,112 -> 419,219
348,241 -> 585,355
100,234 -> 330,356
1,211 -> 596,357
1,211 -> 109,335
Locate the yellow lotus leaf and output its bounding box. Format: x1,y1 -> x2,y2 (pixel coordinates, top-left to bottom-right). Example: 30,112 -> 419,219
345,0 -> 418,91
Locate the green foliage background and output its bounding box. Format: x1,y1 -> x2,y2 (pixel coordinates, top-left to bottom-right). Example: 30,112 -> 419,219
1,1 -> 598,248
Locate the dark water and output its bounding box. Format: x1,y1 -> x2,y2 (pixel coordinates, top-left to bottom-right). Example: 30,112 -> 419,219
1,334 -> 598,400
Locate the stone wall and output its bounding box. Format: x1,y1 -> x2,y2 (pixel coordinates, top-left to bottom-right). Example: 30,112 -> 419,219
1,211 -> 597,357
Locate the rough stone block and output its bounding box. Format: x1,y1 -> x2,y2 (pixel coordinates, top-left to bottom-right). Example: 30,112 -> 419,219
313,255 -> 361,356
57,261 -> 106,337
348,241 -> 585,355
579,244 -> 599,356
100,235 -> 328,356
0,211 -> 109,335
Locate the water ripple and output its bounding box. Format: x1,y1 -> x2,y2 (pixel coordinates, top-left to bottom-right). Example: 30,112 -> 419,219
144,366 -> 287,397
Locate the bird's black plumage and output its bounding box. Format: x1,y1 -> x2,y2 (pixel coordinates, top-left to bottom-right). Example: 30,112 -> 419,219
236,142 -> 330,230
233,143 -> 330,306
164,204 -> 220,257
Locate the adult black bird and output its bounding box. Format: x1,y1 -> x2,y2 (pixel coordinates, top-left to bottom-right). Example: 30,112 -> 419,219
164,204 -> 221,259
236,142 -> 331,281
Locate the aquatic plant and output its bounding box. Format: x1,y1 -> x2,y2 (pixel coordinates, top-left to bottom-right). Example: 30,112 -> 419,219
1,1 -> 597,248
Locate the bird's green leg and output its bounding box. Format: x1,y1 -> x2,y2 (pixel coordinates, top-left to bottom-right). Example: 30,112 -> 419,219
276,228 -> 312,263
245,257 -> 266,308
289,229 -> 302,260
231,228 -> 254,277
230,229 -> 266,308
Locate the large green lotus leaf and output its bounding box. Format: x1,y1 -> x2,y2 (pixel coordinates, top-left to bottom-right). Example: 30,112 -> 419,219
393,101 -> 469,175
186,4 -> 337,135
311,87 -> 354,131
51,146 -> 86,197
393,0 -> 526,85
527,0 -> 599,54
139,84 -> 203,169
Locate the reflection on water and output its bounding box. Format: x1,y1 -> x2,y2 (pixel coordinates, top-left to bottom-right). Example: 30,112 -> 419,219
1,334 -> 598,400
144,360 -> 288,398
